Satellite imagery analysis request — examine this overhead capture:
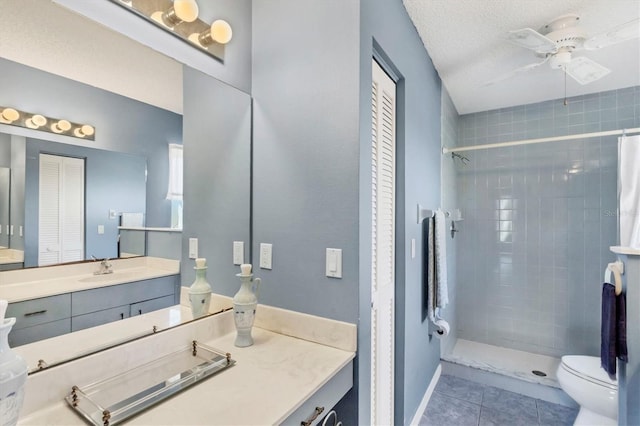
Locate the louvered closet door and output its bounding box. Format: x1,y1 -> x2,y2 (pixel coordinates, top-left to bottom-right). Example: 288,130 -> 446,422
39,154 -> 85,266
371,59 -> 396,426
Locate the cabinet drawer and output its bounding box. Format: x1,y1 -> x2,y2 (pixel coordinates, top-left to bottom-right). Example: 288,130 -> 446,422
280,360 -> 353,426
71,305 -> 131,332
7,294 -> 71,330
8,318 -> 71,347
130,294 -> 175,317
71,276 -> 177,316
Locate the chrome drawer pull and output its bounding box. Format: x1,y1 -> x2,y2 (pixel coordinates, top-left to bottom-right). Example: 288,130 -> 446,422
301,406 -> 325,426
24,310 -> 47,317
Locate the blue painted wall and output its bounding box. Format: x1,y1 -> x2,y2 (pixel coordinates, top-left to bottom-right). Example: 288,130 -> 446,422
23,138 -> 146,266
0,58 -> 182,229
251,0 -> 360,323
360,1 -> 443,424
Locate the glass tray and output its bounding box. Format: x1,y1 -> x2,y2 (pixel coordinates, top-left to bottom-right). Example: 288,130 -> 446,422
65,341 -> 235,426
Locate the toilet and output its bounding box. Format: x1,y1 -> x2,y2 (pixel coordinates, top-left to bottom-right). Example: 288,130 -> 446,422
557,355 -> 618,426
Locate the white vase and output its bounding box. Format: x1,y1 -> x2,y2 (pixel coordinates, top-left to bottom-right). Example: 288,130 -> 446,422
189,258 -> 212,319
233,265 -> 261,347
0,318 -> 28,426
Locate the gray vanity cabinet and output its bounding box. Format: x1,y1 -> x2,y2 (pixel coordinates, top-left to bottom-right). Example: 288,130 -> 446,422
71,276 -> 178,331
7,294 -> 72,346
8,275 -> 179,345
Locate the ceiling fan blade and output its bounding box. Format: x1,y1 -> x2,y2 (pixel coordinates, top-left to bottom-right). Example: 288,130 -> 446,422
504,28 -> 557,53
483,56 -> 550,86
564,56 -> 611,85
583,18 -> 640,49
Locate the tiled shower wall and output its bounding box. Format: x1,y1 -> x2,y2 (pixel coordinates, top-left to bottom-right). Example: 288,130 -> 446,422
455,86 -> 640,358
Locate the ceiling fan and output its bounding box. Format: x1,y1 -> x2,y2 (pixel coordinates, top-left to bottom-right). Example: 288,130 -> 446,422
486,14 -> 640,86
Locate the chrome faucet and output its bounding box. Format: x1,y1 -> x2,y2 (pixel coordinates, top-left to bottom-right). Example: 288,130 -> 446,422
92,256 -> 113,275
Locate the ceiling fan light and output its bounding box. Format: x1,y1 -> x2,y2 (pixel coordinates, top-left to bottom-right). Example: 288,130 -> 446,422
504,28 -> 557,54
565,56 -> 611,85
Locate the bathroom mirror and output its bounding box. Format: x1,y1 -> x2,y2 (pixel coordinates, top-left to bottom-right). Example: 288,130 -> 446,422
0,0 -> 249,363
0,166 -> 9,249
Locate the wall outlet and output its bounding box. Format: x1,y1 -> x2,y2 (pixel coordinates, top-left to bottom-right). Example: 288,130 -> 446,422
189,238 -> 198,259
260,243 -> 272,270
233,241 -> 244,265
97,225 -> 105,235
109,209 -> 117,219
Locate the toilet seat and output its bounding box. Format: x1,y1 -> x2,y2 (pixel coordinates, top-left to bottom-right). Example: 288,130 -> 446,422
561,356 -> 617,390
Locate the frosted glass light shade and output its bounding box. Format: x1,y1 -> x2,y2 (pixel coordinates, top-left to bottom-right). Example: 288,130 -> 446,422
1,108 -> 19,123
173,0 -> 199,23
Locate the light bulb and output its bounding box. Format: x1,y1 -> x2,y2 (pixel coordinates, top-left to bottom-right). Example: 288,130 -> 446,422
173,0 -> 199,23
0,108 -> 20,123
26,114 -> 47,129
190,19 -> 232,47
51,119 -> 71,133
152,0 -> 199,28
210,20 -> 232,44
74,124 -> 95,138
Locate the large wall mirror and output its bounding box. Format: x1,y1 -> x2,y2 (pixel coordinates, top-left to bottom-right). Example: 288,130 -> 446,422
0,0 -> 251,365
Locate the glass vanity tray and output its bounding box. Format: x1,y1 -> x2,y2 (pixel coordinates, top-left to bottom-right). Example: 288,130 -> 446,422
65,341 -> 235,426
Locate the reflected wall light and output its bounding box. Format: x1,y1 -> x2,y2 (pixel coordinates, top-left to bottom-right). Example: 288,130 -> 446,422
0,106 -> 95,141
111,0 -> 232,62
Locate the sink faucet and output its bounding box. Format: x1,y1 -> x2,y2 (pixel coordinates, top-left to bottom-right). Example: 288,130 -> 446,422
92,256 -> 113,275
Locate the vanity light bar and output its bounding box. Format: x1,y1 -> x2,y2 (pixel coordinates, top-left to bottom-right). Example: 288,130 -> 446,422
0,106 -> 95,141
110,0 -> 232,62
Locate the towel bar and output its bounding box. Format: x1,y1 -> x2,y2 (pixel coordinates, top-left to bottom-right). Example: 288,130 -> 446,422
417,205 -> 452,224
605,261 -> 624,295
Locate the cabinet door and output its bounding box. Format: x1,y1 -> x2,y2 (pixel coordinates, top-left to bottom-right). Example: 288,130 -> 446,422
71,305 -> 130,332
8,318 -> 71,347
130,295 -> 175,317
7,294 -> 71,330
71,276 -> 178,316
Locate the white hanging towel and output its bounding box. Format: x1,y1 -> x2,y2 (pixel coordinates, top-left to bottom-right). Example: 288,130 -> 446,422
619,135 -> 640,248
434,209 -> 449,310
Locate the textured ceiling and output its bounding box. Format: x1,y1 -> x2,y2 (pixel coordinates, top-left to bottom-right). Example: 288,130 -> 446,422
403,0 -> 640,114
0,0 -> 182,114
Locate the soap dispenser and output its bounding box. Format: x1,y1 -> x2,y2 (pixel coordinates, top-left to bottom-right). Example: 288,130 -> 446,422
0,299 -> 28,426
233,264 -> 261,347
188,258 -> 212,319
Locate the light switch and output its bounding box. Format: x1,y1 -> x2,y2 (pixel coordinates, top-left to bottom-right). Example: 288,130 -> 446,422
97,225 -> 105,235
260,243 -> 272,270
9,225 -> 13,236
189,238 -> 198,259
411,238 -> 416,259
233,241 -> 244,265
19,226 -> 23,237
109,209 -> 117,219
326,248 -> 342,278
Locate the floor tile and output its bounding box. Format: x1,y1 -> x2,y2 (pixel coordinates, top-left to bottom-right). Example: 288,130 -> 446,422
481,385 -> 538,418
479,405 -> 539,426
422,392 -> 481,426
537,400 -> 579,426
435,375 -> 485,405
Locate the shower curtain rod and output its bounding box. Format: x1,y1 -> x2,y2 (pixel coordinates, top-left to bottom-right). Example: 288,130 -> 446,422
442,127 -> 640,154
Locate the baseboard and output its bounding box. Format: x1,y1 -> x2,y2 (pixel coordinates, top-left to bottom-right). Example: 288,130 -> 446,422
409,363 -> 442,425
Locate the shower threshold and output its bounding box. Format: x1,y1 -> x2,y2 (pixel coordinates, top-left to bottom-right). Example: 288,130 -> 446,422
442,339 -> 562,388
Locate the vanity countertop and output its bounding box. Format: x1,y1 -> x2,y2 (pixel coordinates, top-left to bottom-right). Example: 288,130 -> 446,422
0,257 -> 179,303
17,308 -> 357,426
0,248 -> 24,265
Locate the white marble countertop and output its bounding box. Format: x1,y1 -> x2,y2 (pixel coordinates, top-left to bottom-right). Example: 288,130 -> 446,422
0,257 -> 179,303
18,309 -> 356,426
610,245 -> 640,256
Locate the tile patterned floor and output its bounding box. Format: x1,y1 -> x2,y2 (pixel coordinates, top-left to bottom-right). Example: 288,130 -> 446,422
419,375 -> 578,426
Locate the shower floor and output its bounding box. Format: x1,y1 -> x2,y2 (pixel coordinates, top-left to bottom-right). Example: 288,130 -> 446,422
442,339 -> 562,388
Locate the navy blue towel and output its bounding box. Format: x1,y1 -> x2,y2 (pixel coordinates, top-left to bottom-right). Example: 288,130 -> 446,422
601,283 -> 628,380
